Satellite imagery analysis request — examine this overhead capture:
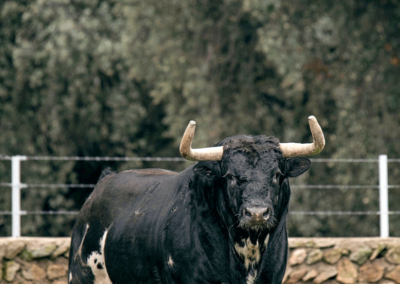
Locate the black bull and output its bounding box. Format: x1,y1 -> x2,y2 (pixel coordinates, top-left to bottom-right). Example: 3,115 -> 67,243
68,135 -> 313,284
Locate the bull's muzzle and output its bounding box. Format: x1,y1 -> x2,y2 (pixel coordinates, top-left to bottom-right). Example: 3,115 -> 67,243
244,207 -> 271,223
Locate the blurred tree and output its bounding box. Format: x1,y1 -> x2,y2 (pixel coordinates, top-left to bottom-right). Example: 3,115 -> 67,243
0,0 -> 175,236
0,0 -> 399,237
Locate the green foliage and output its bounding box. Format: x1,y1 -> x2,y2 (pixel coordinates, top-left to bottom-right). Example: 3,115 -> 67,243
0,0 -> 399,237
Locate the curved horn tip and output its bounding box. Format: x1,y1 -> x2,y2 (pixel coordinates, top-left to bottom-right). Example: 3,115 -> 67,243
179,120 -> 224,161
279,115 -> 325,158
187,120 -> 196,129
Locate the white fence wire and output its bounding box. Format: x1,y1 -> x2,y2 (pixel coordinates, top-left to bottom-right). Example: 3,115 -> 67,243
0,155 -> 399,237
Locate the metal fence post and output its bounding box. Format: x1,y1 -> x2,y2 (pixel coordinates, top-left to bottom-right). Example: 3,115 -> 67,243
11,155 -> 26,237
379,154 -> 389,238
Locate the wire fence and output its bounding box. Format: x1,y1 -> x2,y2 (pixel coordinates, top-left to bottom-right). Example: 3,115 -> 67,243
3,183 -> 400,189
0,155 -> 188,162
1,155 -> 400,162
0,155 -> 399,237
0,211 -> 400,216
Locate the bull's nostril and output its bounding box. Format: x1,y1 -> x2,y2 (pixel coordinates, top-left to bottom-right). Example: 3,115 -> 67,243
263,208 -> 270,219
244,208 -> 252,217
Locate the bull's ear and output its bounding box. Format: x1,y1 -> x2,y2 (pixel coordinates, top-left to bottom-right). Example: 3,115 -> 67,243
285,157 -> 311,177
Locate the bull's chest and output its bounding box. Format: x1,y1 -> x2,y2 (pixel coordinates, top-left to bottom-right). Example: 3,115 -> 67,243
234,235 -> 269,284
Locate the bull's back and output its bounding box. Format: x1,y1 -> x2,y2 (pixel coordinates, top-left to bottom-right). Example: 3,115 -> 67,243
68,168 -> 180,284
80,168 -> 178,224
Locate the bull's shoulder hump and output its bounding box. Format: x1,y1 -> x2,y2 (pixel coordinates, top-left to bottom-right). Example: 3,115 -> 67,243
86,168 -> 186,207
93,168 -> 180,198
78,169 -> 179,223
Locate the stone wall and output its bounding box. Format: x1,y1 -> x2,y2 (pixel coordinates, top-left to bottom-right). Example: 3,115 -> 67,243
0,237 -> 399,283
285,238 -> 400,284
0,238 -> 69,284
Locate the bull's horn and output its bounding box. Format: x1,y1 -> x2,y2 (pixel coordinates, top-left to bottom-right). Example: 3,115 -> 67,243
279,116 -> 325,158
180,121 -> 224,161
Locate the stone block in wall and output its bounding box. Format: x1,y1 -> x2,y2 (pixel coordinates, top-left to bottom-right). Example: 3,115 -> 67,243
289,249 -> 307,266
336,238 -> 398,251
316,240 -> 336,249
385,265 -> 400,284
322,280 -> 342,284
303,269 -> 318,281
289,239 -> 336,249
5,240 -> 25,259
370,244 -> 386,261
358,263 -> 384,282
0,244 -> 5,263
283,267 -> 293,283
53,280 -> 68,284
4,260 -> 21,282
324,249 -> 342,264
52,242 -> 70,259
372,257 -> 394,268
47,264 -> 68,280
324,281 -> 341,284
349,246 -> 373,265
21,240 -> 58,261
336,257 -> 358,284
313,266 -> 338,284
290,240 -> 316,248
21,263 -> 47,281
287,269 -> 308,283
307,249 -> 323,265
386,246 -> 400,265
340,248 -> 350,256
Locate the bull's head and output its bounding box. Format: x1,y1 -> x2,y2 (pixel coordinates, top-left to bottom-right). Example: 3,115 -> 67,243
179,116 -> 324,280
180,116 -> 324,234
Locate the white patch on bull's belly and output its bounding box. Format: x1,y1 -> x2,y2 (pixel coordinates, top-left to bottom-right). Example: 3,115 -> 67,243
69,272 -> 73,283
87,229 -> 113,284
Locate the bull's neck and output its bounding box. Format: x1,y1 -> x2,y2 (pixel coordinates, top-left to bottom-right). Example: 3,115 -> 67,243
184,170 -> 275,281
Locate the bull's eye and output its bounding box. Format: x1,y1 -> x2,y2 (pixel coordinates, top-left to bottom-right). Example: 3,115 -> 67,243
223,172 -> 244,187
224,173 -> 239,186
273,171 -> 282,184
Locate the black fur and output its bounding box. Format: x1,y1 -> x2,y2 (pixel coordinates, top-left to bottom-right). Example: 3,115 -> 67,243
69,136 -> 311,283
96,167 -> 115,185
